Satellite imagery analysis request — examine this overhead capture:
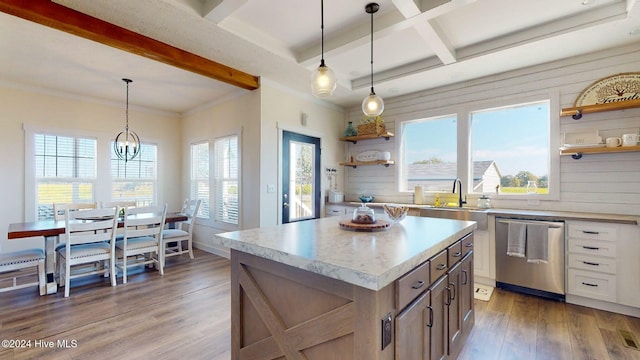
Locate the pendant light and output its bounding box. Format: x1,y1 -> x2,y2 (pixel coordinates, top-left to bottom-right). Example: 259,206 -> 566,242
362,3 -> 384,117
310,0 -> 337,97
113,78 -> 141,163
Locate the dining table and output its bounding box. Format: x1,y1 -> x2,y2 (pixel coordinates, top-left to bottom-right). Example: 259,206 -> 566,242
7,211 -> 188,294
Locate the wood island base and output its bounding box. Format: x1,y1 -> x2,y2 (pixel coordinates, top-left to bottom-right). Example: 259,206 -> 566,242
230,250 -> 395,360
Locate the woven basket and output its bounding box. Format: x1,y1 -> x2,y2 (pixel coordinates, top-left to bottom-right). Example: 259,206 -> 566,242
357,122 -> 386,136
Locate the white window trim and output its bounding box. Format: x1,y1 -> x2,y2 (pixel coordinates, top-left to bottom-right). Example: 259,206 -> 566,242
24,123 -> 163,220
196,129 -> 242,231
395,91 -> 560,201
189,140 -> 210,220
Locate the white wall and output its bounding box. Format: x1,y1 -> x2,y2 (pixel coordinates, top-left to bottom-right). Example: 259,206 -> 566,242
344,42 -> 640,216
259,81 -> 346,227
181,90 -> 261,256
0,86 -> 182,252
181,82 -> 345,256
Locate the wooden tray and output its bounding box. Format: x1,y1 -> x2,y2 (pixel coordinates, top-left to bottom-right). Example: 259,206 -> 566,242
339,219 -> 390,231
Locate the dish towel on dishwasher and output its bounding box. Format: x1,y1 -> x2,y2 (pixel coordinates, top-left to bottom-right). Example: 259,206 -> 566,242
506,222 -> 526,257
526,223 -> 549,263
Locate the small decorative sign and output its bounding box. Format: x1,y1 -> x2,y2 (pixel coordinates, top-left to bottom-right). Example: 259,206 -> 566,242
574,72 -> 640,107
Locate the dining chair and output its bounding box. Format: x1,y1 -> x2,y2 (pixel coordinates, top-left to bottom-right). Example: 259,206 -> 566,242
53,202 -> 97,221
115,204 -> 167,284
0,245 -> 46,296
56,207 -> 119,297
100,201 -> 136,210
162,199 -> 200,263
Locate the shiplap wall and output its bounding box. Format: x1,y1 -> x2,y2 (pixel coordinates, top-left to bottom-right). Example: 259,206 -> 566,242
344,42 -> 640,216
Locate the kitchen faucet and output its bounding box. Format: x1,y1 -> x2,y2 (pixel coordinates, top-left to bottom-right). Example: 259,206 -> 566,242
452,178 -> 467,208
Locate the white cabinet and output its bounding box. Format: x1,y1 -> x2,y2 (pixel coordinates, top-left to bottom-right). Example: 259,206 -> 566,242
566,221 -> 640,308
472,229 -> 490,280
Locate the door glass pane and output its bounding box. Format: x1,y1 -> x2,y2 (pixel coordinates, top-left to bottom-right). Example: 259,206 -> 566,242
289,140 -> 315,221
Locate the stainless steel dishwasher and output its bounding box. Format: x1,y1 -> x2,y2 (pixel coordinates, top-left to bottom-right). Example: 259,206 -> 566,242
495,217 -> 565,301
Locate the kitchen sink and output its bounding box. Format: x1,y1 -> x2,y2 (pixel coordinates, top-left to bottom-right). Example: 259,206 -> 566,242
419,207 -> 489,230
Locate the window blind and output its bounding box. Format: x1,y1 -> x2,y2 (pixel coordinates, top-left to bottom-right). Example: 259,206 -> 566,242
213,135 -> 239,225
34,134 -> 96,220
110,142 -> 157,206
190,142 -> 210,219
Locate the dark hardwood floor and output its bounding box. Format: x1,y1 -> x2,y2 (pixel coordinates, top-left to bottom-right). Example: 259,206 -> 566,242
1,250 -> 639,359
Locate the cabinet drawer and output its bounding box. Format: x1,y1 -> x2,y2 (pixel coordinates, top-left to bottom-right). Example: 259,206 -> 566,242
430,250 -> 448,283
568,222 -> 617,242
447,240 -> 463,267
568,254 -> 617,275
325,205 -> 346,217
396,260 -> 430,311
567,269 -> 616,302
461,234 -> 474,257
567,239 -> 617,258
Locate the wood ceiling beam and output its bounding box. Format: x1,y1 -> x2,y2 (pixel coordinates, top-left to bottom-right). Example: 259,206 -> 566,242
0,0 -> 260,91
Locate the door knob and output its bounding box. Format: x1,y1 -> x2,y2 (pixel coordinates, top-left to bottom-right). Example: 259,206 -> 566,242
283,202 -> 289,208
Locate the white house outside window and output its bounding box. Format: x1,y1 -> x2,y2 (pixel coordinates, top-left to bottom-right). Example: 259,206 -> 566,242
190,142 -> 210,219
34,134 -> 96,220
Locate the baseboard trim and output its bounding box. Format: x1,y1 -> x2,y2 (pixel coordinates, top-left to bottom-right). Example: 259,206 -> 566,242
193,242 -> 230,259
566,294 -> 640,317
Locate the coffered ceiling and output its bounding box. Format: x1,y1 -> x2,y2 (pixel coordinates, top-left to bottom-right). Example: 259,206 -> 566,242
1,0 -> 639,114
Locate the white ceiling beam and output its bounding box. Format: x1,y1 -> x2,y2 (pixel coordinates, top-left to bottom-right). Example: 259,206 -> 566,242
297,0 -> 475,67
351,1 -> 628,89
413,20 -> 457,64
392,0 -> 421,17
203,0 -> 248,24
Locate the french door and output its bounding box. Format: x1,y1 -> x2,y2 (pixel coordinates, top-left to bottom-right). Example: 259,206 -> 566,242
282,131 -> 321,224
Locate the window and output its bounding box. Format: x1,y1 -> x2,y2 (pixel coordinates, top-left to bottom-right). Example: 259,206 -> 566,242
213,135 -> 239,226
110,142 -> 157,206
399,99 -> 553,198
34,134 -> 96,220
190,142 -> 210,219
400,115 -> 457,192
470,101 -> 550,195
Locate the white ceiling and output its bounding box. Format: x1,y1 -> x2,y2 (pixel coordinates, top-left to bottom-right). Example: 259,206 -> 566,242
1,0 -> 639,114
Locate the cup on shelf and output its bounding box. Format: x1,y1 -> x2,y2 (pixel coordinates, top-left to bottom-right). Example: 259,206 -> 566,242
605,137 -> 622,148
621,133 -> 639,147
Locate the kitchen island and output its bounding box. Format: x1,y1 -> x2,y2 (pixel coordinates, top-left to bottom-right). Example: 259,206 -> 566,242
214,216 -> 476,360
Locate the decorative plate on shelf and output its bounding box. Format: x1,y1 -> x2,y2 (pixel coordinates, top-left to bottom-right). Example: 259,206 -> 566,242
355,150 -> 381,162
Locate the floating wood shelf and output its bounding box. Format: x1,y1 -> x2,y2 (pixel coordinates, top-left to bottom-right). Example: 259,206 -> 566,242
560,99 -> 640,119
560,145 -> 640,159
339,132 -> 394,144
339,160 -> 395,168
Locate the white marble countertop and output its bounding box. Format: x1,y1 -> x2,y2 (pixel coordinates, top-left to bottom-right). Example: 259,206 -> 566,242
214,216 -> 476,291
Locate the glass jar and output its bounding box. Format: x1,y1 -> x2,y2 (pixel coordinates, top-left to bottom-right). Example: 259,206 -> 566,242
352,204 -> 376,224
478,195 -> 490,209
526,180 -> 538,194
344,121 -> 358,137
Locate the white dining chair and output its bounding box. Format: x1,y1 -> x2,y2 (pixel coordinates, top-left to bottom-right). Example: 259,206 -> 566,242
162,199 -> 200,263
115,204 -> 167,284
53,202 -> 97,221
100,201 -> 136,210
56,207 -> 119,297
0,246 -> 46,296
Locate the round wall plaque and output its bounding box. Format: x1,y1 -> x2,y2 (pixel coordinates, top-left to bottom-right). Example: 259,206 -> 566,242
574,72 -> 640,107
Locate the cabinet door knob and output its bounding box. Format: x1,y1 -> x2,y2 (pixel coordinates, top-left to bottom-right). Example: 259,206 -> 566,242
436,264 -> 446,270
411,280 -> 425,289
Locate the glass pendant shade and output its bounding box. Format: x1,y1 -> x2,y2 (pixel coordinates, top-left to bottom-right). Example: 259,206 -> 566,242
311,61 -> 337,97
362,89 -> 384,116
113,78 -> 141,162
362,3 -> 384,117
